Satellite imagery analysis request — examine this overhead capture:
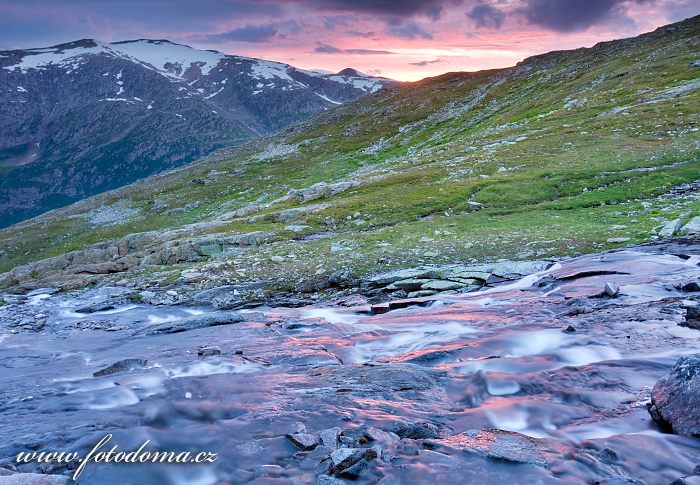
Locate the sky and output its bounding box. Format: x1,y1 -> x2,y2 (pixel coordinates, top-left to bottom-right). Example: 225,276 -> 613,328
1,0 -> 699,81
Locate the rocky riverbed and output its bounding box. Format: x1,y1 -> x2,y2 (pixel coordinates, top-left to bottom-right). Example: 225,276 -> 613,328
1,239 -> 700,484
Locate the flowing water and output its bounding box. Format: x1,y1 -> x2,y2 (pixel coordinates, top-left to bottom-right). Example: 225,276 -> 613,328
1,243 -> 700,484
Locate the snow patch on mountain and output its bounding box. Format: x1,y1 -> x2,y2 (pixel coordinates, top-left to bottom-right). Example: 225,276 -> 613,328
110,40 -> 224,77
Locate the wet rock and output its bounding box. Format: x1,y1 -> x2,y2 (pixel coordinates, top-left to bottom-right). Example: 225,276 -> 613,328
197,346 -> 221,357
145,312 -> 243,334
685,306 -> 700,328
236,441 -> 264,456
365,427 -> 400,445
680,281 -> 700,292
93,358 -> 147,377
649,354 -> 700,436
318,427 -> 342,448
596,448 -> 620,464
308,363 -> 442,394
431,429 -> 555,466
370,299 -> 432,315
338,458 -> 371,479
286,433 -> 319,451
605,282 -> 620,297
329,447 -> 377,474
75,302 -> 116,313
563,325 -> 577,333
299,445 -> 332,471
317,475 -> 344,485
0,473 -> 69,484
253,464 -> 285,478
390,420 -> 440,439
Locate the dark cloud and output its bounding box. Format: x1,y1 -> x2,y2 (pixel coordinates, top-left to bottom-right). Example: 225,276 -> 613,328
315,42 -> 343,53
467,3 -> 506,28
296,0 -> 460,21
322,14 -> 354,30
200,20 -> 301,43
410,58 -> 446,66
204,24 -> 279,43
518,0 -> 651,32
385,18 -> 434,39
314,42 -> 393,54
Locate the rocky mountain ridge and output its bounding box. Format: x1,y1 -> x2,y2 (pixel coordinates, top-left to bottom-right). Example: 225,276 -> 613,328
0,38 -> 392,226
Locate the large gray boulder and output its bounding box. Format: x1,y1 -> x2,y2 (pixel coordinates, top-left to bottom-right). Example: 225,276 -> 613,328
649,354 -> 700,436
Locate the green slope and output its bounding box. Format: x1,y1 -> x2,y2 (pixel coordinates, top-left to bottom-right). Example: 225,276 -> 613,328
1,16 -> 699,292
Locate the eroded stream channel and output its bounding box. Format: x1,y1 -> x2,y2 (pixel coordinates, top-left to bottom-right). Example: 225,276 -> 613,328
2,241 -> 700,484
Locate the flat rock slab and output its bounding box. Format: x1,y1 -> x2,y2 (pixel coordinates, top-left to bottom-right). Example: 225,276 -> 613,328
430,429 -> 558,467
144,312 -> 244,334
649,354 -> 700,436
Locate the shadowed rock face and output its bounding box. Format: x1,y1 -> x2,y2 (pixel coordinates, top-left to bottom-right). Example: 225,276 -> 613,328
0,39 -> 393,226
649,354 -> 700,436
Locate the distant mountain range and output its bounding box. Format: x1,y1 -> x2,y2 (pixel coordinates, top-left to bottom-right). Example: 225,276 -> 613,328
0,39 -> 393,226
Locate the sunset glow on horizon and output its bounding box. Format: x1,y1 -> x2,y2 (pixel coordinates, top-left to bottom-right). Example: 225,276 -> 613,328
1,0 -> 699,81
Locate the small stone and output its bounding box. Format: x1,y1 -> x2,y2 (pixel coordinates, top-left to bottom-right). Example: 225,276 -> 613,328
286,433 -> 318,451
604,282 -> 620,297
197,346 -> 221,357
606,237 -> 631,243
562,325 -> 577,333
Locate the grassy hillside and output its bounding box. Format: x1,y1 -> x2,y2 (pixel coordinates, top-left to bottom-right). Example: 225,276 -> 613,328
1,16 -> 699,292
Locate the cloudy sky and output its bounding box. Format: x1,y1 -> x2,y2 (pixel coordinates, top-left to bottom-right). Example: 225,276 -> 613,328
1,0 -> 698,81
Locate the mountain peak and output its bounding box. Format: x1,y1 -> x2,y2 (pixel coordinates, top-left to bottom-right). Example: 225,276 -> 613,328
336,67 -> 366,77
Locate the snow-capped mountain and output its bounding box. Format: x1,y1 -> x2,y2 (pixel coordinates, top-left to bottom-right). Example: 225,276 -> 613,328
0,39 -> 392,227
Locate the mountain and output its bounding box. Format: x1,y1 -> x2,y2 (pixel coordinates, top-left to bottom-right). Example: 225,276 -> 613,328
0,39 -> 392,226
0,16 -> 698,294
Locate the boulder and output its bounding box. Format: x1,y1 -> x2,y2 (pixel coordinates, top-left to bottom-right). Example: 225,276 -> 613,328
648,354 -> 700,436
